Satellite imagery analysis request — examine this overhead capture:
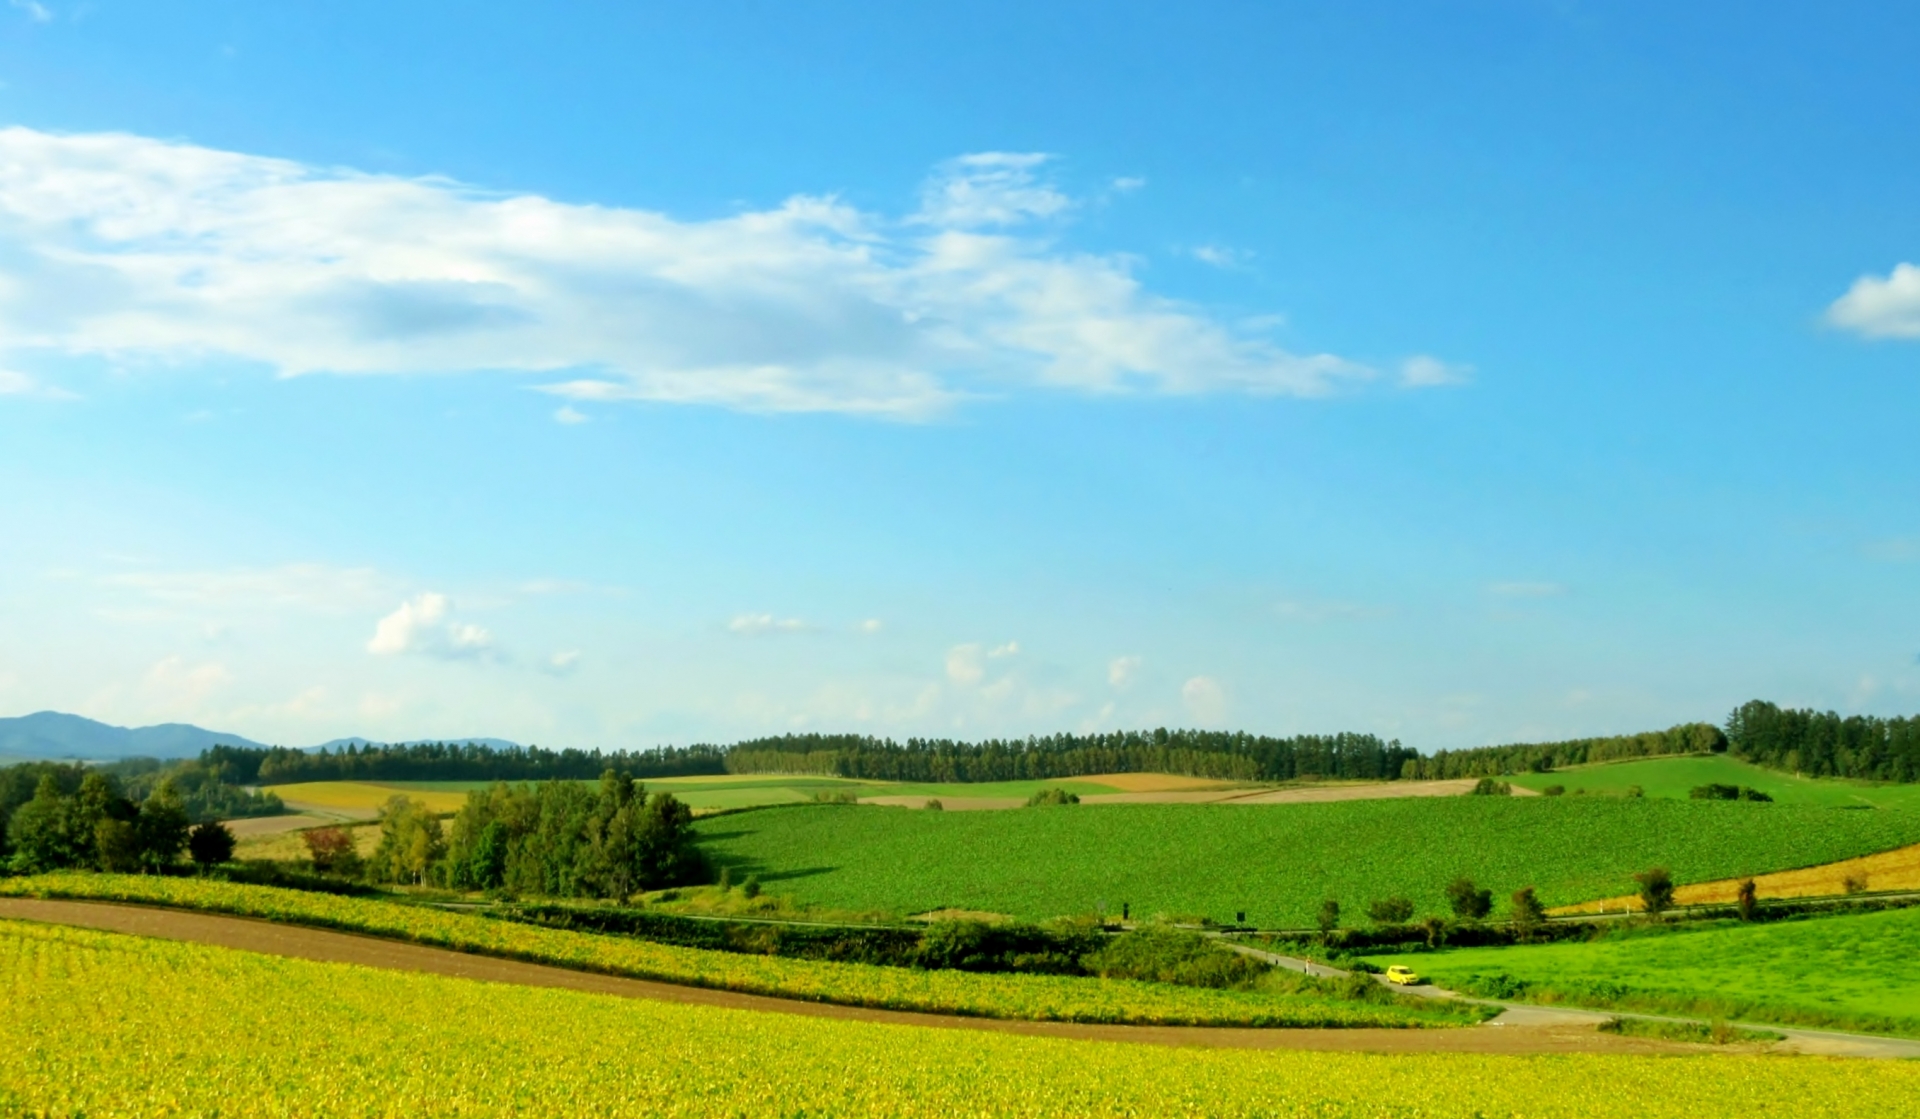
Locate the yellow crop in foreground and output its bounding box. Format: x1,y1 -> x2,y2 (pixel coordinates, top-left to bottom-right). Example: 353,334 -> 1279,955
2,921 -> 1912,1119
0,874 -> 1455,1028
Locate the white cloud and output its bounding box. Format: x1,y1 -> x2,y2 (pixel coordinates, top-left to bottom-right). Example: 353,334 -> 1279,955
545,650 -> 581,676
367,593 -> 494,659
727,613 -> 809,635
1108,655 -> 1141,689
0,368 -> 76,399
858,618 -> 884,634
1828,263 -> 1920,339
1110,176 -> 1146,193
1487,581 -> 1567,599
988,640 -> 1020,658
945,643 -> 985,685
1399,354 -> 1472,388
914,152 -> 1071,228
0,128 -> 1379,419
553,405 -> 588,424
9,0 -> 51,23
1181,675 -> 1227,725
1190,244 -> 1250,269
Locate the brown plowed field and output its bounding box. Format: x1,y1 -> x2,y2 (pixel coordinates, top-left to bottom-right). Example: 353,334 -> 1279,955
0,898 -> 1691,1055
1555,842 -> 1920,914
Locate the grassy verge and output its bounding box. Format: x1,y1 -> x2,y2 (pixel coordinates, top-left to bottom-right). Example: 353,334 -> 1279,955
1365,905 -> 1920,1037
0,873 -> 1478,1028
5,920 -> 1909,1119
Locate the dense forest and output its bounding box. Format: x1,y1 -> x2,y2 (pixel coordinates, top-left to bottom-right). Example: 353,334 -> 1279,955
1398,723 -> 1727,780
1726,700 -> 1920,782
205,741 -> 727,784
722,730 -> 1418,783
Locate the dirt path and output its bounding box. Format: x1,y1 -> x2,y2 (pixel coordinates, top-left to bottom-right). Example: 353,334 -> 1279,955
0,897 -> 1693,1055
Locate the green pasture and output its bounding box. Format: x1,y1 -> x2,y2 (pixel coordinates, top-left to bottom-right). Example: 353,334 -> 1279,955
1365,905 -> 1920,1037
1506,754 -> 1920,810
693,798 -> 1920,926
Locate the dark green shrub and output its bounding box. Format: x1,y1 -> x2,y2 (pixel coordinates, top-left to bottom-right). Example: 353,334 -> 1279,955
187,821 -> 236,868
1445,877 -> 1493,920
1470,778 -> 1512,796
1025,788 -> 1081,807
1079,926 -> 1269,989
1316,898 -> 1341,933
1366,896 -> 1415,925
1542,785 -> 1565,797
1635,867 -> 1675,916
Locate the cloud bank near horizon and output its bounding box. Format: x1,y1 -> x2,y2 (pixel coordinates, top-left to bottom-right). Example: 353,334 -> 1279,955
0,128 -> 1446,418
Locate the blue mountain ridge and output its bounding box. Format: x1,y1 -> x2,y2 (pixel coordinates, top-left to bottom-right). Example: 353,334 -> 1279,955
0,712 -> 521,760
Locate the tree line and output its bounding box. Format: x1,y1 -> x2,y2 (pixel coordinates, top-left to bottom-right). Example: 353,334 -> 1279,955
3,769 -> 236,874
1726,700 -> 1920,782
1397,723 -> 1727,780
204,741 -> 728,784
341,773 -> 705,901
721,730 -> 1417,783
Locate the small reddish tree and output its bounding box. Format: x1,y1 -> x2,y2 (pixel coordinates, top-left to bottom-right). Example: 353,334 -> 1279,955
303,827 -> 356,874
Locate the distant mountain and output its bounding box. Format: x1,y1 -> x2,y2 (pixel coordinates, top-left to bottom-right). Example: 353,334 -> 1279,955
310,736 -> 525,752
0,711 -> 269,761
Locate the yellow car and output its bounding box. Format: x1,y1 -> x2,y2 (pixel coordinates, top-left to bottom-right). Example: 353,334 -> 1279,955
1383,965 -> 1421,985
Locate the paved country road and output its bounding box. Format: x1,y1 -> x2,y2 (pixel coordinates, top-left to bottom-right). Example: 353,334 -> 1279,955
0,897 -> 1715,1056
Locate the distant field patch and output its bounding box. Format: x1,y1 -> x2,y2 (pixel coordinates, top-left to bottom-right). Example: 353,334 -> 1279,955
694,799 -> 1920,925
1506,754 -> 1920,810
1557,842 -> 1920,913
261,782 -> 470,816
1076,772 -> 1243,793
1367,905 -> 1920,1037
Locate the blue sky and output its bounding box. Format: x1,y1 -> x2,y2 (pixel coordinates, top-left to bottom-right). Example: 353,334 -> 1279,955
1,2 -> 1917,751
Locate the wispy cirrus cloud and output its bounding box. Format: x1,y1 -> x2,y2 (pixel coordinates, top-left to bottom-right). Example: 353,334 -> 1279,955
0,128 -> 1420,419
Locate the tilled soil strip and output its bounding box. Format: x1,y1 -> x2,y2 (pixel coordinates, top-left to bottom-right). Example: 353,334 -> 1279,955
0,897 -> 1685,1055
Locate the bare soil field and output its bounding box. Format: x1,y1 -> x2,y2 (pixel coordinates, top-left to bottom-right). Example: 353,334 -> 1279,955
1555,841 -> 1920,914
0,897 -> 1696,1055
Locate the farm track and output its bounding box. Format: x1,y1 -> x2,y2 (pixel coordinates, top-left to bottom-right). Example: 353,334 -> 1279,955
0,898 -> 1705,1055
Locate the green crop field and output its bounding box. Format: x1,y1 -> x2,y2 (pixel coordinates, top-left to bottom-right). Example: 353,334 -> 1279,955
693,799 -> 1920,926
1505,754 -> 1920,810
6,920 -> 1911,1118
1366,905 -> 1920,1037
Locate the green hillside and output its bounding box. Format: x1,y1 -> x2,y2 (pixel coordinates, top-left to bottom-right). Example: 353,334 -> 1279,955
1505,754 -> 1920,810
693,798 -> 1920,927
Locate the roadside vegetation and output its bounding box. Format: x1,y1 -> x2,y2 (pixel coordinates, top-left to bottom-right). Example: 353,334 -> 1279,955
6,920 -> 1908,1119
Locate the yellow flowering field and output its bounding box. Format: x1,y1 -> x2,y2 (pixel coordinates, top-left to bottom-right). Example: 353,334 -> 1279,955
0,874 -> 1463,1028
1,919 -> 1910,1119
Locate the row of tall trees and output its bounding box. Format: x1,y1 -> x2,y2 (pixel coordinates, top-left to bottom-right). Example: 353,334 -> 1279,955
1726,700 -> 1920,782
362,773 -> 705,901
1398,723 -> 1726,780
205,741 -> 727,785
722,730 -> 1417,783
